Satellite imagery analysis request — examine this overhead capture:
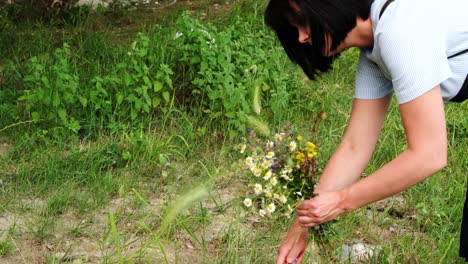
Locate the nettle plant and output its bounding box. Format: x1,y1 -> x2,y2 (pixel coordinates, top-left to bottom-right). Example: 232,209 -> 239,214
89,33 -> 174,121
19,34 -> 174,134
20,43 -> 81,133
173,12 -> 294,137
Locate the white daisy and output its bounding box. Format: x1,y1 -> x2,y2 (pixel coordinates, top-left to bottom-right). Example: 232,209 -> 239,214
254,184 -> 262,195
266,141 -> 274,149
243,198 -> 252,207
267,203 -> 276,213
270,177 -> 278,186
280,195 -> 287,204
265,151 -> 275,159
259,209 -> 266,217
289,141 -> 297,152
253,168 -> 262,177
263,170 -> 272,180
261,159 -> 271,169
245,156 -> 253,166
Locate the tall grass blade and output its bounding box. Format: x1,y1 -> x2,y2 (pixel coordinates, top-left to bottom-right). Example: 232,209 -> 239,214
159,184 -> 209,236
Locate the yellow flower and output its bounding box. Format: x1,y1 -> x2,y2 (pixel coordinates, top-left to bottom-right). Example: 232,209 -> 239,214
240,144 -> 246,153
296,152 -> 306,163
307,152 -> 316,159
297,135 -> 303,141
243,198 -> 252,207
265,191 -> 272,198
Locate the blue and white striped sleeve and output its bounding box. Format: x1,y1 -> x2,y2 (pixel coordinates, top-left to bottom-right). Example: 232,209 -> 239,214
355,49 -> 393,100
378,26 -> 452,104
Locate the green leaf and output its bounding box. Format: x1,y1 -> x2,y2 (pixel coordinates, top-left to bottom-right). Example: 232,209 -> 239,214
124,72 -> 132,86
116,93 -> 124,105
79,96 -> 87,107
165,76 -> 173,89
52,93 -> 61,107
162,91 -> 170,103
152,97 -> 161,108
153,81 -> 163,93
143,76 -> 151,86
224,112 -> 236,118
68,119 -> 81,134
159,154 -> 167,166
31,112 -> 40,120
57,108 -> 67,123
135,98 -> 142,111
190,56 -> 201,64
130,108 -> 137,120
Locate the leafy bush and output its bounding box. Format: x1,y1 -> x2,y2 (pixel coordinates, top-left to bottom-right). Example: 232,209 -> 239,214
19,43 -> 82,133
18,35 -> 174,133
171,11 -> 302,136
9,10 -> 306,138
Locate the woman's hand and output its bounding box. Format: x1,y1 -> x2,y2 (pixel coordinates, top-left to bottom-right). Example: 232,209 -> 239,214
296,191 -> 348,227
276,219 -> 309,264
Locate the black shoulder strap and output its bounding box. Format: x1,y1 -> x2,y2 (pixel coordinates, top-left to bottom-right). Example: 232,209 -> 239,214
379,0 -> 395,19
448,49 -> 468,59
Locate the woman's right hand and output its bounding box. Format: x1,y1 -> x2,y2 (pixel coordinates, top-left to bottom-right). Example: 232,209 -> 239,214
276,219 -> 309,264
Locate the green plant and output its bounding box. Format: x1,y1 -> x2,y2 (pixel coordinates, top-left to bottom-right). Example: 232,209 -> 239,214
19,43 -> 81,134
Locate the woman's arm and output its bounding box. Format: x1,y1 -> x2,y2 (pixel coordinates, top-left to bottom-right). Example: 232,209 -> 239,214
276,95 -> 390,264
297,86 -> 447,226
315,95 -> 391,193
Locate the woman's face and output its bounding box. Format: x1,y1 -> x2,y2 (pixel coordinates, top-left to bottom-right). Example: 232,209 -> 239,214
289,1 -> 343,57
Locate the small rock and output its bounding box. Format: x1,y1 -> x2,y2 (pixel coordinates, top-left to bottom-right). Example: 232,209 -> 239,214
339,242 -> 380,263
186,242 -> 194,249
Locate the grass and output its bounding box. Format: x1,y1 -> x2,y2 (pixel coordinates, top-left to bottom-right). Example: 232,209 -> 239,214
0,1 -> 467,263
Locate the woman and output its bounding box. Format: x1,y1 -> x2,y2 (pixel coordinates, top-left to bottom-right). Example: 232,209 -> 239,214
264,0 -> 468,263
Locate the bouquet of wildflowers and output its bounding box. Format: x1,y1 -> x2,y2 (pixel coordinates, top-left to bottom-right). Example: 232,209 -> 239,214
239,125 -> 320,220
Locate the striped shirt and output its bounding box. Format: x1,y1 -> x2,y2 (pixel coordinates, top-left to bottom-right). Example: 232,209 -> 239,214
355,0 -> 468,104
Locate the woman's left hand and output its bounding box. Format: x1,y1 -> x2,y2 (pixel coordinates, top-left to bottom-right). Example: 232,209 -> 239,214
296,191 -> 348,227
